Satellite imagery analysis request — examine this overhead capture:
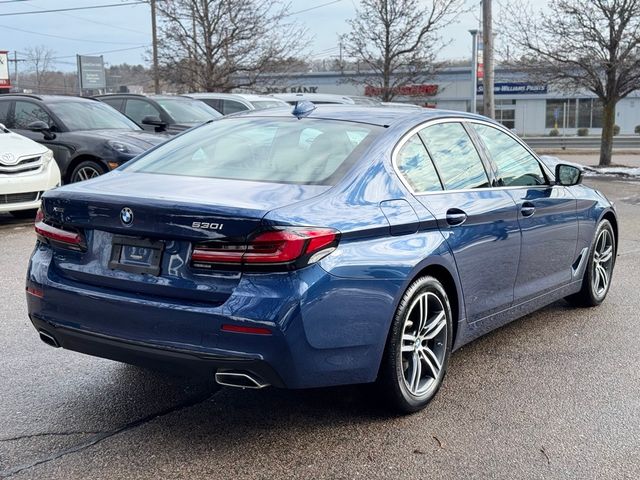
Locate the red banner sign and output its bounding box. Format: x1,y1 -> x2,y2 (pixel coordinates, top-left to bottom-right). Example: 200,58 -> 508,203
365,84 -> 439,97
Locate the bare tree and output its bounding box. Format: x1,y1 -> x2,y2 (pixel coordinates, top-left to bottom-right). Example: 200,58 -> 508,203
25,46 -> 55,94
343,0 -> 466,102
502,0 -> 640,166
155,0 -> 308,92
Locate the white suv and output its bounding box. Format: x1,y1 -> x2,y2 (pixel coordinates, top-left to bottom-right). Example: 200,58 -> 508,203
0,123 -> 61,218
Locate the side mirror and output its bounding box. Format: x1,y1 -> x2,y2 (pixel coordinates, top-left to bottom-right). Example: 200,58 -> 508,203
141,115 -> 167,132
27,120 -> 56,140
555,163 -> 583,186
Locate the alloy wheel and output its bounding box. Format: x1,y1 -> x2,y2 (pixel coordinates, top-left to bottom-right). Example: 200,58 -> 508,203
73,166 -> 101,182
401,291 -> 448,397
592,228 -> 614,296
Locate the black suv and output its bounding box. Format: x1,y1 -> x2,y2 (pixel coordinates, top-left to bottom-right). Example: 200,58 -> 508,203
94,94 -> 221,134
0,94 -> 169,183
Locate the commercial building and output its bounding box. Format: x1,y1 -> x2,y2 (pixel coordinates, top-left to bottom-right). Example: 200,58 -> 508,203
253,66 -> 640,136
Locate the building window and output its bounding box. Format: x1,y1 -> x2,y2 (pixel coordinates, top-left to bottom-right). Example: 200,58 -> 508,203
545,99 -> 577,129
477,99 -> 516,130
577,98 -> 603,128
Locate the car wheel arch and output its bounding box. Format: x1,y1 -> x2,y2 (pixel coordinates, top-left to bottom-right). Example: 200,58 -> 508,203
65,154 -> 108,183
601,210 -> 618,245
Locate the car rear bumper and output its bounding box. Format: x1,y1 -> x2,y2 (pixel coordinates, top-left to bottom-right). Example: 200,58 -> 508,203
0,162 -> 61,212
29,314 -> 285,386
26,246 -> 402,389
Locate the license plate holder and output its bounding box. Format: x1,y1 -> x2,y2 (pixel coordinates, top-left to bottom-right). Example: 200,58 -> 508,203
109,235 -> 164,276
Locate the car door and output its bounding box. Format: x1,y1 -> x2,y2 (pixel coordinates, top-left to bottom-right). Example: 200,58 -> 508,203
124,98 -> 163,131
395,121 -> 521,323
469,122 -> 578,302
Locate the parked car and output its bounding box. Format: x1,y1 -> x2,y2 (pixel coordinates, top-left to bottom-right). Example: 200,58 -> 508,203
26,104 -> 617,413
0,94 -> 168,184
94,94 -> 221,133
184,93 -> 289,115
271,92 -> 381,105
0,123 -> 60,218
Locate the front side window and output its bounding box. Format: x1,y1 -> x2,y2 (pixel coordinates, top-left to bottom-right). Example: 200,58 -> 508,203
471,123 -> 546,187
222,100 -> 249,115
13,101 -> 54,129
125,99 -> 161,124
395,134 -> 442,192
125,118 -> 382,185
418,122 -> 489,190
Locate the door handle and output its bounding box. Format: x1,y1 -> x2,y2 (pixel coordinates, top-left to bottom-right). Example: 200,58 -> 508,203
521,202 -> 536,217
446,208 -> 467,226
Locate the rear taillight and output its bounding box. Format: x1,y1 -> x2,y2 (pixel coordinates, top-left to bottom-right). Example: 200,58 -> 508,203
191,227 -> 339,271
35,209 -> 85,251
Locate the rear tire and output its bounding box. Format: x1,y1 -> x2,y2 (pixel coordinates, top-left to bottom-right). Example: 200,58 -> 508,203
377,276 -> 453,414
70,160 -> 106,183
9,209 -> 38,219
566,219 -> 616,307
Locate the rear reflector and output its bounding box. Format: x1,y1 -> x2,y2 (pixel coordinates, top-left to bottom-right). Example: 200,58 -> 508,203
26,286 -> 44,298
192,227 -> 339,270
221,324 -> 272,335
35,221 -> 84,250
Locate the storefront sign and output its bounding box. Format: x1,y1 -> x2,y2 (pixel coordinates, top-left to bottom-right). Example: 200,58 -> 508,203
477,82 -> 547,95
263,86 -> 319,94
0,51 -> 10,88
364,84 -> 439,97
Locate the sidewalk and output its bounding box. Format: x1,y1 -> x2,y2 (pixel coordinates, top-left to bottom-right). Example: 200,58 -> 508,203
534,150 -> 640,168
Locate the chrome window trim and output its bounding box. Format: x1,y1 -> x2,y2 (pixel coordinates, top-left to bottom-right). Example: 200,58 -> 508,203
391,117 -> 555,196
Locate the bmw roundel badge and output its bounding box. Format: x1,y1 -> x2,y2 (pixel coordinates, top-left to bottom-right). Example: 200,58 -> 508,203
120,207 -> 134,226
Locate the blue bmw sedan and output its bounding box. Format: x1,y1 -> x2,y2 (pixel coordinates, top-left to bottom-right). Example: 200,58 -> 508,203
26,104 -> 617,413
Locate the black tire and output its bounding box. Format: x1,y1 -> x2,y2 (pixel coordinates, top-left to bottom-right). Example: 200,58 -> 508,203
70,160 -> 106,183
9,209 -> 38,219
377,276 -> 453,414
566,219 -> 616,307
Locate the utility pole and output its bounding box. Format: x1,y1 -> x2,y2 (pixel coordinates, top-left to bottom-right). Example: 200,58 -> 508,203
482,0 -> 495,119
469,29 -> 478,114
151,0 -> 160,94
8,52 -> 26,90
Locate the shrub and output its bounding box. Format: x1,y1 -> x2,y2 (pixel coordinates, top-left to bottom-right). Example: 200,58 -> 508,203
577,128 -> 589,136
635,125 -> 640,135
549,129 -> 559,137
613,124 -> 621,135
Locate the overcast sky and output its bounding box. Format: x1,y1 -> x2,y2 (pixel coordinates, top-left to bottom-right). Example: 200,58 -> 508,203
2,0 -> 489,72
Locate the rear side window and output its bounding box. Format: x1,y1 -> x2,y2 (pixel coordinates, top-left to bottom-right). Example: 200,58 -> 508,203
471,123 -> 546,186
395,134 -> 442,192
419,122 -> 489,190
100,97 -> 124,111
125,118 -> 382,185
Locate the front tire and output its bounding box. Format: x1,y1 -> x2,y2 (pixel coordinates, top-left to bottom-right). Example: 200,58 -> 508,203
566,219 -> 616,307
70,160 -> 106,183
377,276 -> 453,414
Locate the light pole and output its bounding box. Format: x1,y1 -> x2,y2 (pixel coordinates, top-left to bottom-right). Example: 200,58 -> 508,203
469,29 -> 479,114
151,0 -> 160,94
482,0 -> 495,119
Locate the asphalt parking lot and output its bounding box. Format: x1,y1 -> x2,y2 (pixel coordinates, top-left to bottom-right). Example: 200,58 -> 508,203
1,175 -> 639,479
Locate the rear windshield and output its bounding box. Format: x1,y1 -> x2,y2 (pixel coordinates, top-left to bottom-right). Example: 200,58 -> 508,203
124,117 -> 382,185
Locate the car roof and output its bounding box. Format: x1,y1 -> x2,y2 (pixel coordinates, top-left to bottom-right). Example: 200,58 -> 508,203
270,93 -> 356,104
186,92 -> 284,102
234,104 -> 489,127
0,94 -> 100,103
94,94 -> 192,101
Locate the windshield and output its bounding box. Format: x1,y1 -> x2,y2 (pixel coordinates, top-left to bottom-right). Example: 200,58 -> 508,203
49,101 -> 140,131
155,98 -> 221,124
250,100 -> 289,110
125,117 -> 382,185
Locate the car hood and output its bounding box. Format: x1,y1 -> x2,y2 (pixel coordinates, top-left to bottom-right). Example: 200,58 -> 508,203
0,130 -> 49,159
69,129 -> 170,149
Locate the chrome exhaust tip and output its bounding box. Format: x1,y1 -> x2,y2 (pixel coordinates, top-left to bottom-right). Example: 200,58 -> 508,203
39,330 -> 60,348
215,370 -> 270,389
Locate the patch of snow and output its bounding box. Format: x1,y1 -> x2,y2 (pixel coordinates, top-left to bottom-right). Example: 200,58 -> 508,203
584,166 -> 640,177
